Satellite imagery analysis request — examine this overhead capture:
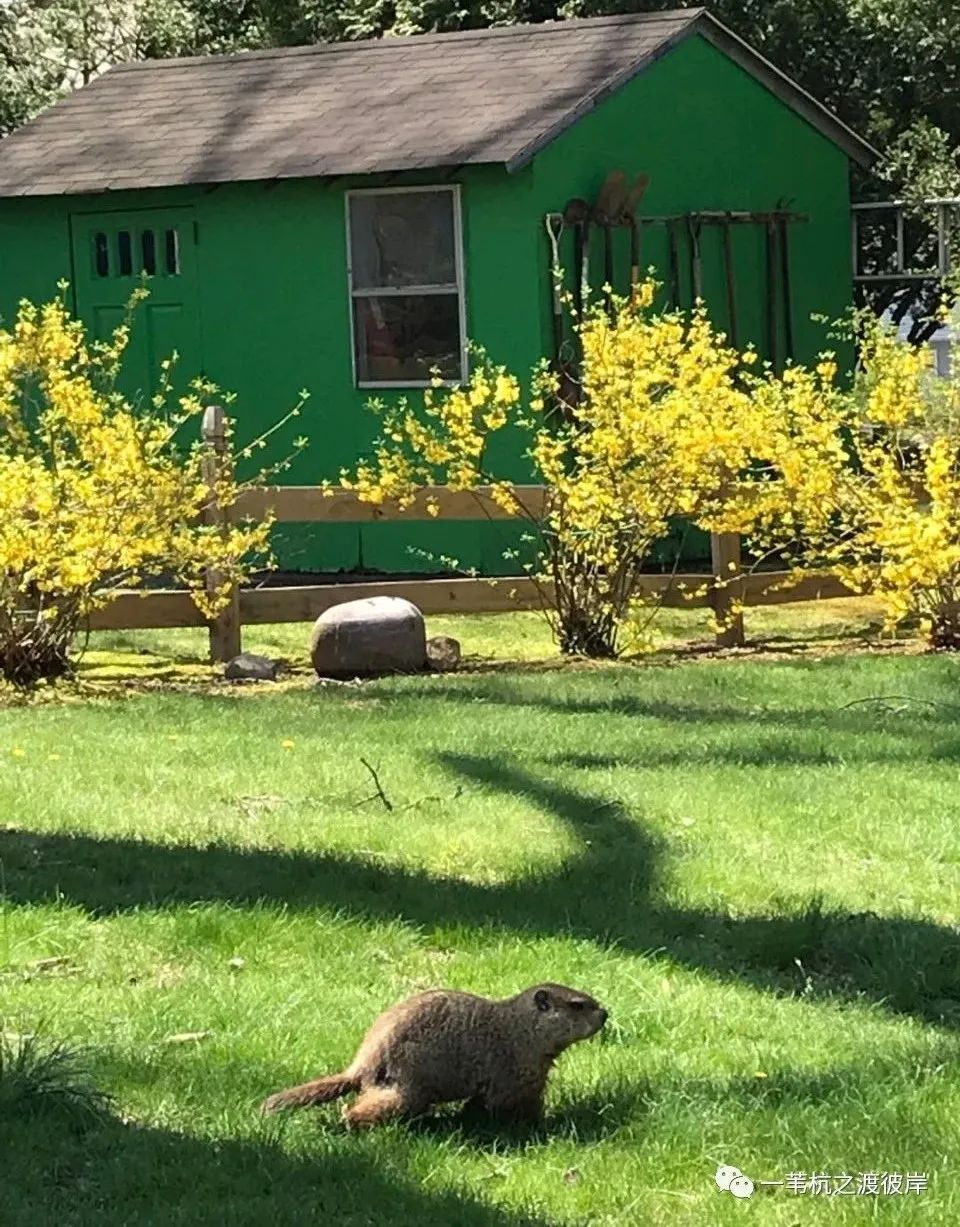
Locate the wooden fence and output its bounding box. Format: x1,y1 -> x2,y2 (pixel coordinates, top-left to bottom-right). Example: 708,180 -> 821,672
87,406 -> 854,662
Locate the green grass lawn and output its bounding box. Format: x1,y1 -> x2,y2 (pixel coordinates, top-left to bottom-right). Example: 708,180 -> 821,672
2,604 -> 960,1224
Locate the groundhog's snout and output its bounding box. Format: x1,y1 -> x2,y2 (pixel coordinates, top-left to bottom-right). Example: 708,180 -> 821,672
597,1007 -> 608,1027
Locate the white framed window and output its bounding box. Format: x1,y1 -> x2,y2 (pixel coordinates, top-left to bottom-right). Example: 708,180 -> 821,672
346,185 -> 467,388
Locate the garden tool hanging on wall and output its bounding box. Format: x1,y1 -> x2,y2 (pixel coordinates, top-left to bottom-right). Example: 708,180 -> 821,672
668,220 -> 682,308
776,198 -> 795,363
721,213 -> 739,348
621,173 -> 650,298
545,212 -> 565,367
544,210 -> 580,414
686,214 -> 704,302
560,172 -> 652,314
562,196 -> 591,321
620,205 -> 805,360
764,200 -> 797,370
592,170 -> 629,311
549,172 -> 651,411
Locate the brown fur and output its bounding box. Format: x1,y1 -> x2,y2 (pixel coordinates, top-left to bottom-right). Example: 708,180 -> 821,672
261,983 -> 607,1128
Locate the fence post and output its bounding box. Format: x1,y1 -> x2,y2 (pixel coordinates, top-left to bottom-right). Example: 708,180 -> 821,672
201,405 -> 242,664
710,531 -> 745,648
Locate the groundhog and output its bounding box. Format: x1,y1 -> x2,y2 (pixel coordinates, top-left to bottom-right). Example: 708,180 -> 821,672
261,983 -> 607,1128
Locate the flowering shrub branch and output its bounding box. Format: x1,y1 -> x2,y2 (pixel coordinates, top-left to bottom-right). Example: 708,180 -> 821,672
0,291 -> 306,685
745,310 -> 960,647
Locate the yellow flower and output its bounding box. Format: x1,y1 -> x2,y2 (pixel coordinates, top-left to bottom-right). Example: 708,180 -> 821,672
281,739 -> 296,750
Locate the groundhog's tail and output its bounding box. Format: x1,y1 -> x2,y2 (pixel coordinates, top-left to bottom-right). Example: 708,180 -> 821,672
261,1072 -> 359,1114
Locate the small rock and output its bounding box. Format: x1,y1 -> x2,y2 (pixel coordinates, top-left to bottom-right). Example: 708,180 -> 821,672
223,653 -> 279,682
426,635 -> 461,672
227,957 -> 246,972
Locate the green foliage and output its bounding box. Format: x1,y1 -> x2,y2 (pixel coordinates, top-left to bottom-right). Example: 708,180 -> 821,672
881,117 -> 960,205
0,1029 -> 112,1122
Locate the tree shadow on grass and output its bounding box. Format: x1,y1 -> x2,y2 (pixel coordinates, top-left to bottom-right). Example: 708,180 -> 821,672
3,750 -> 960,1029
0,1108 -> 554,1227
6,1048 -> 953,1223
386,671 -> 960,749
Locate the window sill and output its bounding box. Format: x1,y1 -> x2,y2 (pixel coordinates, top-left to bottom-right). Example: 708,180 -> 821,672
356,379 -> 465,390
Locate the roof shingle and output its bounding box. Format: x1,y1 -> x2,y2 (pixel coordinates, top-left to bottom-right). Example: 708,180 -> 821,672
0,10 -> 875,198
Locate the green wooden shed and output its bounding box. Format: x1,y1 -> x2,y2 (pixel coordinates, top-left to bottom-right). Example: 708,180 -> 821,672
0,8 -> 874,575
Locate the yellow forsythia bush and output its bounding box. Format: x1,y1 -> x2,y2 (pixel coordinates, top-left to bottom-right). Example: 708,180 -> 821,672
344,284 -> 774,656
746,314 -> 960,648
345,281 -> 960,656
0,294 -> 285,685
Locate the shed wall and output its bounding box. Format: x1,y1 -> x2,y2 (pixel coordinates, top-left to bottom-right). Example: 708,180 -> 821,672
0,33 -> 853,575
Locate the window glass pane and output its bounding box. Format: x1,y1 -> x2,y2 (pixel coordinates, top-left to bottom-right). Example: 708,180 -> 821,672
141,229 -> 156,275
117,230 -> 133,276
93,232 -> 109,277
350,191 -> 457,290
354,293 -> 462,384
165,228 -> 180,275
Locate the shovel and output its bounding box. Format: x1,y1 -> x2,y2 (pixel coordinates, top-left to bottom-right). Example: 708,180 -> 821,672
544,212 -> 565,372
722,214 -> 739,348
686,214 -> 704,302
668,220 -> 682,309
778,211 -> 795,362
563,197 -> 591,320
621,173 -> 650,298
592,170 -> 629,308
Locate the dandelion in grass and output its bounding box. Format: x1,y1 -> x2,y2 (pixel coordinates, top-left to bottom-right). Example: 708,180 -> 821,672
281,739 -> 296,750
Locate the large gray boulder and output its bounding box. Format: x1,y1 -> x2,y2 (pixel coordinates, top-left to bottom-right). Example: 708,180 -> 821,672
310,596 -> 426,679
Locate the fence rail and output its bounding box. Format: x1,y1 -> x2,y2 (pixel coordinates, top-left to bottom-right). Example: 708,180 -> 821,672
86,407 -> 857,662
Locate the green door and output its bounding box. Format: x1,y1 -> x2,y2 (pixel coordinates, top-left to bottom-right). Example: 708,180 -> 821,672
71,207 -> 202,407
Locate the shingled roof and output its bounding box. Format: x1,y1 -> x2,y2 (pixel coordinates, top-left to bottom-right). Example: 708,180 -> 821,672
0,10 -> 875,198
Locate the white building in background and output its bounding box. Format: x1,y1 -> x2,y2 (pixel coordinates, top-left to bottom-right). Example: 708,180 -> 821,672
930,322 -> 954,376
891,309 -> 958,377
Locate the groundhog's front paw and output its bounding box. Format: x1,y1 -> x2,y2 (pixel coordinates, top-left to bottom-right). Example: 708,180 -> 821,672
341,1103 -> 379,1130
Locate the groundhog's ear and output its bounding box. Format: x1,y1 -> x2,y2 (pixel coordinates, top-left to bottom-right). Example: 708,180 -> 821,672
534,989 -> 551,1012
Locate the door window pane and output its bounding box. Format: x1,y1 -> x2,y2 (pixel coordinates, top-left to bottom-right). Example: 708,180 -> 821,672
93,232 -> 110,277
117,230 -> 133,276
141,229 -> 157,275
165,228 -> 180,276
